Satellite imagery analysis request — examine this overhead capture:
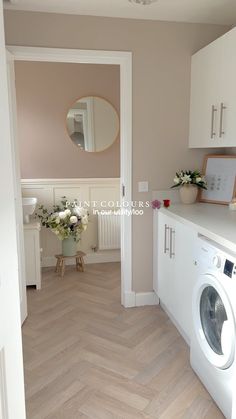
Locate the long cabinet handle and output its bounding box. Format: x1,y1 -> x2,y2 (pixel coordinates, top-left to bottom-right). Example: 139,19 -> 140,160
164,224 -> 170,254
219,102 -> 226,138
170,228 -> 175,259
210,105 -> 217,139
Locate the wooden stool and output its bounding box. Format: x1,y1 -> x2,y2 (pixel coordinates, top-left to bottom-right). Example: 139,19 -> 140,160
55,251 -> 86,278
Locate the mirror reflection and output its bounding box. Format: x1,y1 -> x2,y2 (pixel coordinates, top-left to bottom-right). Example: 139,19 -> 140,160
66,96 -> 119,152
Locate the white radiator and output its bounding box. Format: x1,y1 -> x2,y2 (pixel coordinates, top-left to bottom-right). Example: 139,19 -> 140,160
98,212 -> 121,250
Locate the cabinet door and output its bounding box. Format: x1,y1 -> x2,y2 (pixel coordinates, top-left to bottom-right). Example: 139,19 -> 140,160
189,27 -> 236,148
173,220 -> 197,339
189,39 -> 221,148
153,210 -> 158,295
217,28 -> 236,147
24,229 -> 41,290
155,211 -> 197,342
156,212 -> 175,313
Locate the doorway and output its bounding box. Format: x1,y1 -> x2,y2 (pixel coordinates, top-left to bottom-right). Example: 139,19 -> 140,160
7,45 -> 133,307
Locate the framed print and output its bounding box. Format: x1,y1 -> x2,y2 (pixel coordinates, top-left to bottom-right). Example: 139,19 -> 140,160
200,155 -> 236,205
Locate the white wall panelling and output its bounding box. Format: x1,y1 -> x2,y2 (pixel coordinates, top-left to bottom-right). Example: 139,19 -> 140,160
21,178 -> 121,266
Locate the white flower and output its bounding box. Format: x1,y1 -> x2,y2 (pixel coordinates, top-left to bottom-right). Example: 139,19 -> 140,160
181,174 -> 192,184
59,211 -> 67,219
195,177 -> 202,183
74,207 -> 88,217
70,215 -> 78,224
174,176 -> 180,184
36,198 -> 89,242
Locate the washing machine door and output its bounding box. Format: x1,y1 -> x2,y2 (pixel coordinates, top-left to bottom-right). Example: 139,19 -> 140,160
193,273 -> 235,369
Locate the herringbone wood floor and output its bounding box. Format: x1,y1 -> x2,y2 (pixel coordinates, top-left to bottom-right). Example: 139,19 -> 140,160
22,262 -> 224,419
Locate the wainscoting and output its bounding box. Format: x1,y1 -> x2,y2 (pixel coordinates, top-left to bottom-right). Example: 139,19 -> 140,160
21,178 -> 120,267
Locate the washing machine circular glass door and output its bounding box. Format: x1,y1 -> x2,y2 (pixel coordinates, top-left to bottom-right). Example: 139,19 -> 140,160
193,273 -> 235,369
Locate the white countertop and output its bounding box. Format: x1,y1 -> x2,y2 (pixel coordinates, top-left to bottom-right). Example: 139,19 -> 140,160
160,203 -> 236,253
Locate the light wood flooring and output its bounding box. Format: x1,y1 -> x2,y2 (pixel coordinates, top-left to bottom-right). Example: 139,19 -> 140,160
22,262 -> 224,419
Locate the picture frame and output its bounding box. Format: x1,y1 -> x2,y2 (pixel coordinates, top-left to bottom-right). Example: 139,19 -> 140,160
199,155 -> 236,205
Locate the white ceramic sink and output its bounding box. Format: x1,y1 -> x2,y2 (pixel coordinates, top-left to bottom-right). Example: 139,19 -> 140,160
22,197 -> 37,223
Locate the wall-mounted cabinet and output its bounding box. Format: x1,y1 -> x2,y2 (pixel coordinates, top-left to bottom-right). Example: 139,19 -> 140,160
189,27 -> 236,148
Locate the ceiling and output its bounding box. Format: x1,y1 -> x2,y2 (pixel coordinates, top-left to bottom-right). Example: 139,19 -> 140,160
3,0 -> 236,25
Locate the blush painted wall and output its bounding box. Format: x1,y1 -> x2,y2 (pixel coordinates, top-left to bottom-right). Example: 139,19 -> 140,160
5,11 -> 229,293
15,61 -> 120,178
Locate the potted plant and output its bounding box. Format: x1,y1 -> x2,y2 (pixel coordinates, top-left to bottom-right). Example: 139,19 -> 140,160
171,170 -> 207,204
35,197 -> 89,256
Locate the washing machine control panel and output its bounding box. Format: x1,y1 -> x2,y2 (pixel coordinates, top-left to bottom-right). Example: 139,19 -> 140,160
224,259 -> 235,278
211,252 -> 236,278
198,237 -> 236,279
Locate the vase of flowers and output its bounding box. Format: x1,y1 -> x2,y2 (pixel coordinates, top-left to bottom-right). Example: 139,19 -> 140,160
171,170 -> 207,204
35,197 -> 89,256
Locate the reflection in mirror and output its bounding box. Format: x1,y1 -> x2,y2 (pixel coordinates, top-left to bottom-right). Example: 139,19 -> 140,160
66,96 -> 119,152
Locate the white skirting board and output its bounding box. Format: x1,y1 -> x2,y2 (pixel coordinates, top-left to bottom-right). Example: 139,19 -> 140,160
135,292 -> 159,306
123,291 -> 159,308
123,291 -> 136,308
42,250 -> 121,268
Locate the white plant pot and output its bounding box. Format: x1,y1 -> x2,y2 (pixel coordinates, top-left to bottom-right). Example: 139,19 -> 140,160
179,185 -> 198,204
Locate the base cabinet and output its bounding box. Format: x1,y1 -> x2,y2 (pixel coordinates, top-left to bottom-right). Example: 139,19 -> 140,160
154,210 -> 197,342
23,222 -> 41,289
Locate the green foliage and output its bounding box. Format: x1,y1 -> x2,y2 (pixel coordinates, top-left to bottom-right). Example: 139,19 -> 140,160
171,170 -> 207,190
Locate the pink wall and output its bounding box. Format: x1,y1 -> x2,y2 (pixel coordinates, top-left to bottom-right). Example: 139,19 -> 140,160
15,62 -> 120,178
6,11 -> 229,292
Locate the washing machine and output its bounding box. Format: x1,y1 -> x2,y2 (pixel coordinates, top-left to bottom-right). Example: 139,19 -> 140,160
190,235 -> 236,419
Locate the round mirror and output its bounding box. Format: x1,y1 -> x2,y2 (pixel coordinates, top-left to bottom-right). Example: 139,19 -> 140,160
66,96 -> 119,152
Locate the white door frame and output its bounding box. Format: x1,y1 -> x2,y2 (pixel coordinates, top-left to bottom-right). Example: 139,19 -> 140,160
0,1 -> 26,416
6,50 -> 27,324
7,46 -> 133,307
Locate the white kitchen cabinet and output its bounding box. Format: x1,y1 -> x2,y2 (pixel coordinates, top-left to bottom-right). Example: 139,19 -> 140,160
189,27 -> 236,148
154,212 -> 175,311
173,219 -> 197,340
154,210 -> 197,342
23,222 -> 41,289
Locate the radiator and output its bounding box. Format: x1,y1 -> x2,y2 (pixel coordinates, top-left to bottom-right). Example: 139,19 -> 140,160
98,212 -> 121,250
